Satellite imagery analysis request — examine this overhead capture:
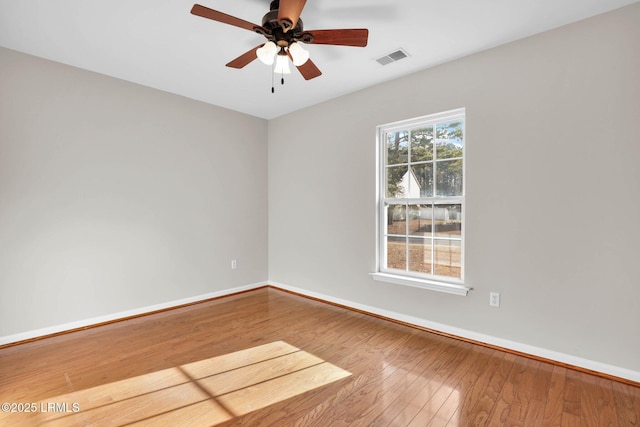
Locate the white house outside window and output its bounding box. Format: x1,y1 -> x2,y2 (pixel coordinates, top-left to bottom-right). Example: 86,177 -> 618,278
373,108 -> 469,296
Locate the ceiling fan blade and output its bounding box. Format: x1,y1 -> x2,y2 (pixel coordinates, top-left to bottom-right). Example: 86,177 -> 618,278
226,45 -> 264,69
278,0 -> 307,32
295,59 -> 322,80
191,4 -> 262,32
287,50 -> 321,80
304,29 -> 369,47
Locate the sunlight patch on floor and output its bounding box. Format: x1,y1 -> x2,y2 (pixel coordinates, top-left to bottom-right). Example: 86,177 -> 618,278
29,341 -> 351,426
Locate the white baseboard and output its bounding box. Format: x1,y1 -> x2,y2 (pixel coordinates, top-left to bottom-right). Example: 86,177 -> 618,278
269,281 -> 640,384
0,281 -> 268,346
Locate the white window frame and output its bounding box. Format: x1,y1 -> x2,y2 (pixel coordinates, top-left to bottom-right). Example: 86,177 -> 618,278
372,108 -> 470,296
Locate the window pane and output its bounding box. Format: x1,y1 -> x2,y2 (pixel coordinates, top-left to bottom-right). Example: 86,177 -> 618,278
386,236 -> 406,270
410,127 -> 433,163
386,166 -> 408,198
408,204 -> 432,236
435,121 -> 464,160
434,239 -> 461,279
433,204 -> 462,238
435,160 -> 463,196
409,238 -> 432,274
386,131 -> 409,165
411,163 -> 434,197
386,204 -> 406,235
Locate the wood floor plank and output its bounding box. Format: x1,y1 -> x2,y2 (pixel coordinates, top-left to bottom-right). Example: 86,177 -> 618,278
366,335 -> 456,426
561,412 -> 582,427
580,376 -> 604,427
465,351 -> 513,427
543,364 -> 568,427
504,359 -> 552,425
612,379 -> 640,426
563,369 -> 583,418
484,353 -> 523,426
1,287 -> 638,427
428,345 -> 497,426
407,341 -> 482,426
369,337 -> 452,426
450,347 -> 504,426
594,376 -> 619,427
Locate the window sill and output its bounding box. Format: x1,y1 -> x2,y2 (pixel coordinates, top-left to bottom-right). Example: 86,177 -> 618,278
370,272 -> 471,296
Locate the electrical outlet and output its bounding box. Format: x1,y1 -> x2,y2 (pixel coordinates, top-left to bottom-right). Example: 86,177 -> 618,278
231,259 -> 237,270
489,292 -> 500,307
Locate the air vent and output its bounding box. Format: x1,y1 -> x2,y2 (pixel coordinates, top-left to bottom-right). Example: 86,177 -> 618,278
375,48 -> 409,66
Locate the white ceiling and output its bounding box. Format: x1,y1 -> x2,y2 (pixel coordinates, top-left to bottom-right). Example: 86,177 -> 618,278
0,0 -> 636,119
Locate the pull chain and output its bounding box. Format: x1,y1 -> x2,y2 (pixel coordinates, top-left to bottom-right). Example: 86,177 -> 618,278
270,59 -> 286,93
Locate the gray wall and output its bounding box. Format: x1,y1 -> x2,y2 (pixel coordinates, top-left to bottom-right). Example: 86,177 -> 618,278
268,4 -> 640,372
0,47 -> 268,336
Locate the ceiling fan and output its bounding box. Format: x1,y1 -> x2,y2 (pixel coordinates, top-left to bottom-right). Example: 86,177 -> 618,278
190,0 -> 369,81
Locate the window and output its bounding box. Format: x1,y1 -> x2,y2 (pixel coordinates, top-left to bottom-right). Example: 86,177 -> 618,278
373,109 -> 469,296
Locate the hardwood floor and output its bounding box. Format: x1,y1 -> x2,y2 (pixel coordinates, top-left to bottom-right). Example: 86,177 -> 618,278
1,287 -> 638,426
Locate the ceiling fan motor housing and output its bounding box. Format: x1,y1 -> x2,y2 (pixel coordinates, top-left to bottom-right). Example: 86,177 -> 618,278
258,8 -> 310,47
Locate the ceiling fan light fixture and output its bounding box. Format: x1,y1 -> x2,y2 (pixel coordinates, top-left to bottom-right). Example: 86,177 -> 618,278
288,42 -> 310,66
274,52 -> 291,74
256,41 -> 277,65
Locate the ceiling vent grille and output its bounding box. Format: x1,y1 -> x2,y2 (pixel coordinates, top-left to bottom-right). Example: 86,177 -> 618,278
375,48 -> 409,66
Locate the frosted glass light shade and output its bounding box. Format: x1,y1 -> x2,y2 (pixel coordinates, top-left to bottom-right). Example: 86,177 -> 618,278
256,41 -> 277,65
288,42 -> 310,66
274,54 -> 291,74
